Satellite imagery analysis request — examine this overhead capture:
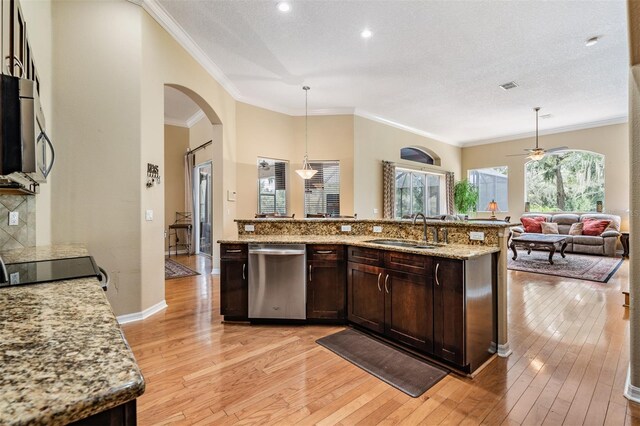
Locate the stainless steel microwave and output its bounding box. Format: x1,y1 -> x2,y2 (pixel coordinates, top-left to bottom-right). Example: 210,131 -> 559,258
0,75 -> 54,184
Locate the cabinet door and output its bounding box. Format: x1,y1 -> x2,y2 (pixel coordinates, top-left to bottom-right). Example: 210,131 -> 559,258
384,269 -> 433,353
220,259 -> 248,320
347,262 -> 385,333
433,258 -> 464,366
307,259 -> 346,320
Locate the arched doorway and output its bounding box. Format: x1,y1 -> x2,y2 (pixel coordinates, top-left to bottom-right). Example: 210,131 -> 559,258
163,84 -> 224,281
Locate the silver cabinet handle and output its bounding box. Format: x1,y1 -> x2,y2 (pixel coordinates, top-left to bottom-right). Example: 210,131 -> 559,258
384,274 -> 390,293
226,249 -> 242,253
316,250 -> 334,254
377,272 -> 382,292
309,264 -> 312,282
242,263 -> 246,280
435,263 -> 440,286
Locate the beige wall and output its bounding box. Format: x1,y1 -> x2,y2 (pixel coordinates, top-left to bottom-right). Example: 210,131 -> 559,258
164,125 -> 189,232
461,123 -> 630,230
52,0 -> 143,315
21,0 -> 52,245
353,116 -> 462,218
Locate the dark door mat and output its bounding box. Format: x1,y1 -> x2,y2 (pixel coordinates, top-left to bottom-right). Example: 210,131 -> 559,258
165,258 -> 200,280
316,328 -> 448,398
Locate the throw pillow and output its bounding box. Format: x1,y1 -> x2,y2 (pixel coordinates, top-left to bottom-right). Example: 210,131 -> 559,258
541,222 -> 559,234
568,222 -> 584,235
582,218 -> 611,236
521,216 -> 547,233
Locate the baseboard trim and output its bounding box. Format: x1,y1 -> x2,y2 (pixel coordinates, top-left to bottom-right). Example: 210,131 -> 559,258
165,249 -> 189,256
625,365 -> 640,403
498,343 -> 512,357
117,300 -> 168,324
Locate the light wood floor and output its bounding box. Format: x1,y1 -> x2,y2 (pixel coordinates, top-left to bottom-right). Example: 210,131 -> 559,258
122,255 -> 639,425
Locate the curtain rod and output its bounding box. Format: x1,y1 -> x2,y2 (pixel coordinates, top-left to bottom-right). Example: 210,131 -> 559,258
186,140 -> 212,156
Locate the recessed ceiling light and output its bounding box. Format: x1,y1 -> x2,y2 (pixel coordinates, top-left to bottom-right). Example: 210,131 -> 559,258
585,36 -> 599,46
277,2 -> 291,12
361,29 -> 373,39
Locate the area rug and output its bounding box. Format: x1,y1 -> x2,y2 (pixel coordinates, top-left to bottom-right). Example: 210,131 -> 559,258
165,258 -> 200,280
508,251 -> 623,283
316,328 -> 448,398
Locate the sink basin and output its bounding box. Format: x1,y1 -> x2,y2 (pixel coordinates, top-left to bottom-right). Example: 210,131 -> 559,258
365,239 -> 438,249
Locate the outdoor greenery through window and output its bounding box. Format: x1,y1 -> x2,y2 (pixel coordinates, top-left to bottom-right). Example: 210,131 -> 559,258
468,167 -> 508,212
395,168 -> 444,218
257,158 -> 288,214
304,161 -> 340,215
525,150 -> 605,212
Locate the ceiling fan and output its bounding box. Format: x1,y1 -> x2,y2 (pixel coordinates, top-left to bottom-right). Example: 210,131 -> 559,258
508,107 -> 568,161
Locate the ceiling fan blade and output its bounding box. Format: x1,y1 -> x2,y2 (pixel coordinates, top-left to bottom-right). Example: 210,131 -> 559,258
545,146 -> 569,153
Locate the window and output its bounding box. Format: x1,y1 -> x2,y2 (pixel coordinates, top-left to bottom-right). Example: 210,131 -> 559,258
525,150 -> 605,212
400,147 -> 435,165
394,168 -> 444,218
257,158 -> 288,214
304,161 -> 340,215
468,167 -> 508,211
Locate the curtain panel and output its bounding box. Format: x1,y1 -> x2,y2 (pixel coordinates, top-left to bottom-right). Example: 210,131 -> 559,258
184,152 -> 196,254
445,171 -> 455,215
382,161 -> 396,219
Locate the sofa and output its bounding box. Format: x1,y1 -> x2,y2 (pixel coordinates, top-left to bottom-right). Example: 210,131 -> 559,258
511,213 -> 621,257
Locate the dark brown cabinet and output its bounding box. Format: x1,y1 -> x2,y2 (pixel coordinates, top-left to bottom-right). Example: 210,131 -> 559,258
307,245 -> 346,321
220,244 -> 248,320
432,257 -> 464,365
347,248 -> 433,352
347,261 -> 385,333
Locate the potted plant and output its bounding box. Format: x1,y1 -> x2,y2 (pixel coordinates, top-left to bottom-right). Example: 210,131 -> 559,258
454,179 -> 479,216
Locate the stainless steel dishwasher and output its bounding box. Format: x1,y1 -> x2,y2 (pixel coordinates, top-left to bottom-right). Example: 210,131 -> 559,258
248,244 -> 307,320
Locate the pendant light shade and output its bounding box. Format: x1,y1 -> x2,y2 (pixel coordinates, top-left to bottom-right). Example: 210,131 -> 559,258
296,86 -> 317,180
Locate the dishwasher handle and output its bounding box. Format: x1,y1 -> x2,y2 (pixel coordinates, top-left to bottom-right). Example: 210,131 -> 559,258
249,248 -> 306,256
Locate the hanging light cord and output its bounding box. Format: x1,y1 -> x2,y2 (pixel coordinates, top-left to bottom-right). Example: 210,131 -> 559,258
304,86 -> 310,161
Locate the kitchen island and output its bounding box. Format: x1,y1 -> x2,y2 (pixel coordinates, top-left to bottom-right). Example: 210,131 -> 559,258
219,218 -> 512,374
0,245 -> 144,425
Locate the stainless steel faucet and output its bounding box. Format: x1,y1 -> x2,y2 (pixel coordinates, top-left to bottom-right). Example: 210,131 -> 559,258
413,213 -> 428,243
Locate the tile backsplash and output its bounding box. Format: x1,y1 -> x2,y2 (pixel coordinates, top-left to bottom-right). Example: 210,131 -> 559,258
0,195 -> 35,251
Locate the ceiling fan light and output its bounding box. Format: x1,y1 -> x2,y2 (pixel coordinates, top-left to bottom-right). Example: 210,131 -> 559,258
529,151 -> 545,161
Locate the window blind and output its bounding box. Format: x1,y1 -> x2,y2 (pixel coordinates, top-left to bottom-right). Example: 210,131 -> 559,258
304,161 -> 340,215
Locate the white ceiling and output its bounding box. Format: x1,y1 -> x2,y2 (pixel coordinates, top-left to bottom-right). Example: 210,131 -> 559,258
154,0 -> 629,145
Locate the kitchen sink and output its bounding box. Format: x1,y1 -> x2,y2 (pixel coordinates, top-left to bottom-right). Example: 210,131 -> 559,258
365,239 -> 438,249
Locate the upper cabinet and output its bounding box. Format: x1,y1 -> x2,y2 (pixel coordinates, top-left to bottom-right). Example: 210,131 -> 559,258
2,0 -> 40,90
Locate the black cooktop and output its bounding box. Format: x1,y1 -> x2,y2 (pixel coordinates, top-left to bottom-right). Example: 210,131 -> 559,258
0,256 -> 101,288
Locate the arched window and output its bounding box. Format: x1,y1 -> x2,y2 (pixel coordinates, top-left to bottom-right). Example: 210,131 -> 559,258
400,147 -> 439,165
525,150 -> 605,212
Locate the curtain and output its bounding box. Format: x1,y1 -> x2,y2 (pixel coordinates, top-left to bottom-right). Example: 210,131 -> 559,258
445,171 -> 455,215
184,151 -> 196,254
382,161 -> 396,219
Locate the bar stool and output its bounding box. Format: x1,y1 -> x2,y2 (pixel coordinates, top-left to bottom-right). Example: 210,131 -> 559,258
168,212 -> 193,257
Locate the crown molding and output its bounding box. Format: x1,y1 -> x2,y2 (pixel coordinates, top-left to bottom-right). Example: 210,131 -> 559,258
164,117 -> 188,128
460,115 -> 629,147
140,0 -> 242,99
354,109 -> 459,146
186,110 -> 206,127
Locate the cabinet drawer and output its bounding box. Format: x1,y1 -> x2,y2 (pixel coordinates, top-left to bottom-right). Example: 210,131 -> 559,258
347,246 -> 383,266
307,244 -> 344,261
220,244 -> 248,259
384,251 -> 431,275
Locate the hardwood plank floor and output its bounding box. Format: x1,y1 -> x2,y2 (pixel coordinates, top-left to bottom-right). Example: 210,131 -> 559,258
122,254 -> 638,425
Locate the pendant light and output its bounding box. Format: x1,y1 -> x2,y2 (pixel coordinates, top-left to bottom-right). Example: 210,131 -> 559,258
296,86 -> 317,180
528,107 -> 545,161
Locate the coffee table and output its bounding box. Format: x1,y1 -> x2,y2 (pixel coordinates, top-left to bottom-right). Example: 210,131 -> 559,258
510,234 -> 568,265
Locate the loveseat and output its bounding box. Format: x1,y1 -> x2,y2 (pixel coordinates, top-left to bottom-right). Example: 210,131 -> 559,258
511,213 -> 621,257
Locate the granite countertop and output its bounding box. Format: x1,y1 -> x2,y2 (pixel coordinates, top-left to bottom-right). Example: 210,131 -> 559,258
0,245 -> 145,425
218,235 -> 500,259
235,218 -> 515,229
